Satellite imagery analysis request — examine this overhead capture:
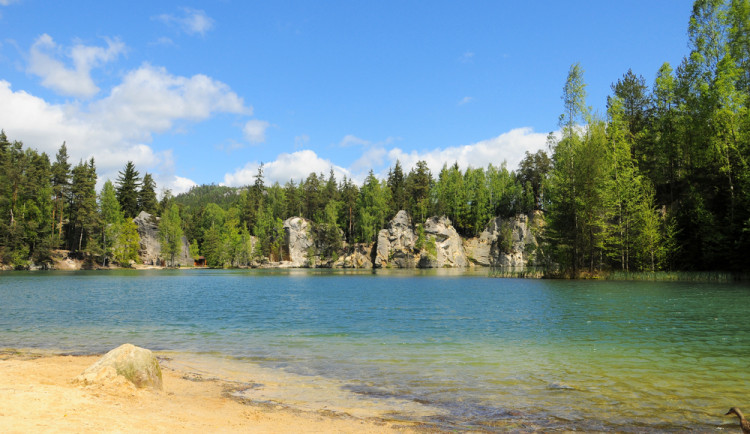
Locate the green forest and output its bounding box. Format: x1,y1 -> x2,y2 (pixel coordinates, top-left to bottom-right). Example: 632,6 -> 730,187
1,0 -> 749,275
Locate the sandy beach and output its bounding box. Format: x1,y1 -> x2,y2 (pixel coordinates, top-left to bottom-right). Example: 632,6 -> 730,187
0,350 -> 423,433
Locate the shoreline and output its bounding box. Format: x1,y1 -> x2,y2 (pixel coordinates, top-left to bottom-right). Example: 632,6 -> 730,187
0,348 -> 429,433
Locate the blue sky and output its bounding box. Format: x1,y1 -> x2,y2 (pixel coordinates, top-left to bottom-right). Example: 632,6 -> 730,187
1,1 -> 692,194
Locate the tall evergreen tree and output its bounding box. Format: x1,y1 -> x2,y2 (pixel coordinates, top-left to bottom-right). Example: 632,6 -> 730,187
405,160 -> 432,223
116,161 -> 141,219
51,142 -> 71,248
138,173 -> 158,215
387,160 -> 406,218
68,158 -> 99,254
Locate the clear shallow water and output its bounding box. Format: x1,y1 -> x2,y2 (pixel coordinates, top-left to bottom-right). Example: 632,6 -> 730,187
1,269 -> 748,431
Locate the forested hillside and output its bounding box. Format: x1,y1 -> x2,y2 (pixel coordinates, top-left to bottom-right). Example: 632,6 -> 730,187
1,0 -> 748,274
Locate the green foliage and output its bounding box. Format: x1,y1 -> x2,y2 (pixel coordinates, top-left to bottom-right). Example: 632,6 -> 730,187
415,223 -> 425,251
111,218 -> 141,265
158,203 -> 183,266
424,236 -> 437,258
116,161 -> 141,219
138,173 -> 158,215
189,239 -> 200,260
1,0 -> 749,273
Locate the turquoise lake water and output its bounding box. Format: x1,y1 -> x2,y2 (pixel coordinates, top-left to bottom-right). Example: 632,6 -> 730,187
1,269 -> 748,431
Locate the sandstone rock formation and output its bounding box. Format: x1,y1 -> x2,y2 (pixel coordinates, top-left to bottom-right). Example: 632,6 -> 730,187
133,211 -> 192,266
374,210 -> 418,268
421,216 -> 468,268
335,243 -> 374,268
283,217 -> 314,267
75,343 -> 163,390
463,213 -> 539,269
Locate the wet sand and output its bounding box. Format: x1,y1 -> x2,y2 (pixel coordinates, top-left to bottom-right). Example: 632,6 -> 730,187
0,350 -> 425,433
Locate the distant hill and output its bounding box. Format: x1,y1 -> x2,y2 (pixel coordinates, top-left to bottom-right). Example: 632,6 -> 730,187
174,184 -> 244,211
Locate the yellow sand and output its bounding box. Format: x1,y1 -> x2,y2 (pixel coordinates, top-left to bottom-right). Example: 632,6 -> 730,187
0,352 -> 423,433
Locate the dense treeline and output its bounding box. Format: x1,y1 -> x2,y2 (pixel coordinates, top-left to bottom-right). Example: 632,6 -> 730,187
1,0 -> 748,275
545,0 -> 750,274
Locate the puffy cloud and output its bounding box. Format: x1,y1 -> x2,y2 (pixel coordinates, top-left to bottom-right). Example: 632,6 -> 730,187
1,58 -> 251,188
223,128 -> 548,188
243,119 -> 270,144
350,146 -> 387,173
89,63 -> 250,141
27,34 -> 125,98
160,175 -> 198,196
156,8 -> 214,36
223,150 -> 351,186
386,127 -> 549,175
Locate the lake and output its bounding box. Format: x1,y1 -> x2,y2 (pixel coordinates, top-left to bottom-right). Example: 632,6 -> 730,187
1,269 -> 748,431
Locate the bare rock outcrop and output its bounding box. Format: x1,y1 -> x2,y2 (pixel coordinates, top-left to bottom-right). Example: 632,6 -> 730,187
421,216 -> 468,268
335,243 -> 374,268
75,343 -> 163,390
133,211 -> 192,266
374,211 -> 418,268
283,217 -> 314,267
464,213 -> 539,269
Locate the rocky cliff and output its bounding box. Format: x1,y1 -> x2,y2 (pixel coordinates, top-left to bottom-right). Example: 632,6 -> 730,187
420,216 -> 468,268
282,216 -> 314,267
259,210 -> 541,270
373,210 -> 418,268
133,211 -> 192,266
463,213 -> 539,269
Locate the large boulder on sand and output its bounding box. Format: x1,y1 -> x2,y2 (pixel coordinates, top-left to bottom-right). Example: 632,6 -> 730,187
75,344 -> 163,390
374,210 -> 418,268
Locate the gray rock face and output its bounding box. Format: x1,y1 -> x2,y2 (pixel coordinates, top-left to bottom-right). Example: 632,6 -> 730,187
374,210 -> 417,268
422,216 -> 468,268
75,343 -> 163,390
463,213 -> 539,269
133,211 -> 192,266
335,243 -> 374,268
283,217 -> 314,267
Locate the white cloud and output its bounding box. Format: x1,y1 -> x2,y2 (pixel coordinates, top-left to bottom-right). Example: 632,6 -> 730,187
89,63 -> 250,140
243,119 -> 270,144
223,150 -> 351,186
1,59 -> 251,189
350,146 -> 387,173
0,0 -> 20,5
156,8 -> 214,36
160,175 -> 198,195
386,127 -> 549,175
27,34 -> 125,98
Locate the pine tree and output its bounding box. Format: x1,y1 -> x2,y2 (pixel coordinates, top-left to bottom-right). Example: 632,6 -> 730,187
69,158 -> 99,254
387,160 -> 406,218
51,142 -> 71,248
138,173 -> 158,215
116,161 -> 141,219
99,180 -> 122,265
